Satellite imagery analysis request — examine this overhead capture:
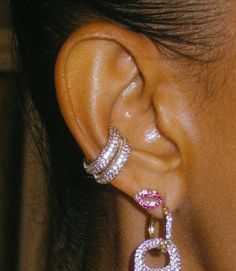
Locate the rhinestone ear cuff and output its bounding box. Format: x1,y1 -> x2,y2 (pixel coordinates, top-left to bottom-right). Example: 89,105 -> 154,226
83,127 -> 131,184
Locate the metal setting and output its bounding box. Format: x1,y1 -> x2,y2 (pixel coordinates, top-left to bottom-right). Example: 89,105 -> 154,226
134,207 -> 181,271
134,189 -> 164,210
83,127 -> 121,175
83,127 -> 131,184
148,216 -> 156,239
95,137 -> 131,184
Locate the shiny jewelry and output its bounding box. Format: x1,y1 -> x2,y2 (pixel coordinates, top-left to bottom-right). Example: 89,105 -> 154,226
83,127 -> 131,184
134,189 -> 164,210
94,137 -> 130,184
134,207 -> 181,271
83,127 -> 121,175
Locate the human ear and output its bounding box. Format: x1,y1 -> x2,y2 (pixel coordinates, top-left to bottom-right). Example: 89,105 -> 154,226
55,22 -> 186,218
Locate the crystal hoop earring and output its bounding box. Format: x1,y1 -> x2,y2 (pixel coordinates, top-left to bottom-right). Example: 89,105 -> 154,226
134,207 -> 181,271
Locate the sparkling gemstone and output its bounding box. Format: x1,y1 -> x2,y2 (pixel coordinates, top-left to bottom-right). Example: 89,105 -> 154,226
134,189 -> 164,210
134,238 -> 181,271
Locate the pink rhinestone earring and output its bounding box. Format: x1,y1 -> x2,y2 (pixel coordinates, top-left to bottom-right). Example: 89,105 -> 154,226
134,190 -> 181,271
134,189 -> 164,209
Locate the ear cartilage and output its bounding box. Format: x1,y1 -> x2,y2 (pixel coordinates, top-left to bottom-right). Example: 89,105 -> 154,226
134,189 -> 164,209
83,127 -> 131,184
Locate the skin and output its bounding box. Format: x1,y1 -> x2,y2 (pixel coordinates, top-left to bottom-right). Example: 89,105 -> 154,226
54,4 -> 236,270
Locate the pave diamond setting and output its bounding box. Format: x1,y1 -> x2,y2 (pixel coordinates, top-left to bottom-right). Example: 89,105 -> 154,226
83,127 -> 121,175
83,127 -> 131,184
95,138 -> 130,184
134,239 -> 181,271
134,208 -> 181,271
134,189 -> 164,210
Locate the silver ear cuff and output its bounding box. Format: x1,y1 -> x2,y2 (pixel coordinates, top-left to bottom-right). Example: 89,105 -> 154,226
83,127 -> 121,175
83,127 -> 131,184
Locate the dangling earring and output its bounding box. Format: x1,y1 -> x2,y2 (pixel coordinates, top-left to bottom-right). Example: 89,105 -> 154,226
83,128 -> 181,270
83,127 -> 131,184
134,191 -> 181,271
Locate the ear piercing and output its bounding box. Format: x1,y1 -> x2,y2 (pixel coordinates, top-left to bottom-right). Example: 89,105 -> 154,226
134,207 -> 181,271
83,127 -> 131,184
83,127 -> 181,270
134,189 -> 164,209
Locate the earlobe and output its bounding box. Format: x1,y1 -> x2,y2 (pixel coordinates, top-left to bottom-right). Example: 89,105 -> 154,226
55,22 -> 186,218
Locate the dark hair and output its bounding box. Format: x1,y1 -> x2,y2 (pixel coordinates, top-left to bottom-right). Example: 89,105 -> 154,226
10,1 -> 223,270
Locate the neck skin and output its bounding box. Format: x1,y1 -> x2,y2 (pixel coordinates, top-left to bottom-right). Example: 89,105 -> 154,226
114,192 -> 205,271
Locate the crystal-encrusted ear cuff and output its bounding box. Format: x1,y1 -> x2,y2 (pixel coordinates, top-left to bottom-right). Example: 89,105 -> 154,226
83,127 -> 131,184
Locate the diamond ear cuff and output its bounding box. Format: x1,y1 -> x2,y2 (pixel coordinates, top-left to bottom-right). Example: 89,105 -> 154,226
83,127 -> 131,184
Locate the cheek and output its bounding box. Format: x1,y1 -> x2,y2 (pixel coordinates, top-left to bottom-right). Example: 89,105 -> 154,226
184,85 -> 236,266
